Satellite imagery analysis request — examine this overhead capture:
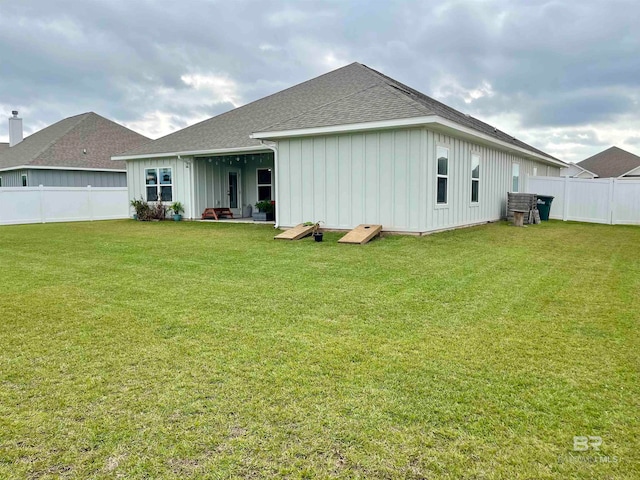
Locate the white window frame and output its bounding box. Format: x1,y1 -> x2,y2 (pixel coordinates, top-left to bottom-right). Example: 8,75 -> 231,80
435,144 -> 449,207
512,163 -> 520,193
256,167 -> 273,201
471,152 -> 480,205
145,167 -> 173,202
21,174 -> 27,187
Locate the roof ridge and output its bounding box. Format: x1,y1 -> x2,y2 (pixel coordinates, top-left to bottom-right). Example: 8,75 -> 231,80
377,82 -> 434,116
360,64 -> 558,161
257,83 -> 388,132
25,113 -> 90,166
256,64 -> 429,133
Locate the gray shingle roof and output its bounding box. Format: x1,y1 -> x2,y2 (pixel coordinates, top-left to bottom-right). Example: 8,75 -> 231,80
577,146 -> 640,178
0,143 -> 9,153
120,62 -> 558,162
0,112 -> 150,171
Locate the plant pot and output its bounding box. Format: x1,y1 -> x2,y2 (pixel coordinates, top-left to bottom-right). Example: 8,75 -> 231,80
253,211 -> 274,222
313,232 -> 324,242
173,214 -> 182,221
133,214 -> 138,220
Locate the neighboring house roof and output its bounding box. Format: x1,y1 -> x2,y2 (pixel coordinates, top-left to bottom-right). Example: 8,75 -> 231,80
0,143 -> 9,153
0,112 -> 150,171
117,62 -> 562,165
561,163 -> 598,178
577,146 -> 640,178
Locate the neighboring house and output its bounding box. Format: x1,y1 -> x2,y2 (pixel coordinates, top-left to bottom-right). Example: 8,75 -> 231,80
577,146 -> 640,179
560,163 -> 598,179
0,112 -> 150,188
114,62 -> 566,233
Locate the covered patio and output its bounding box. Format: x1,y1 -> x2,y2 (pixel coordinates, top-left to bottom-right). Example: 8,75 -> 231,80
192,151 -> 275,219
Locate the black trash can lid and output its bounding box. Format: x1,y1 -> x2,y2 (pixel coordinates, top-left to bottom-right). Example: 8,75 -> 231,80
537,195 -> 555,200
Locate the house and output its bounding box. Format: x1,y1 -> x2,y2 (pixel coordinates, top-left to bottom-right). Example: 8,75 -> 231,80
0,112 -> 150,188
114,62 -> 566,233
560,163 -> 598,179
577,146 -> 640,179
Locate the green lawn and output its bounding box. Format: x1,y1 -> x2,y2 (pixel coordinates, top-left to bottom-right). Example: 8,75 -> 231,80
0,220 -> 637,479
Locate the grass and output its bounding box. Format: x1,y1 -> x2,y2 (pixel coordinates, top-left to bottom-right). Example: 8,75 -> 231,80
0,219 -> 637,479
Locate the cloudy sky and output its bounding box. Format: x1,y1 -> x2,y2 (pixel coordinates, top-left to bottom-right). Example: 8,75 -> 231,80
0,0 -> 638,162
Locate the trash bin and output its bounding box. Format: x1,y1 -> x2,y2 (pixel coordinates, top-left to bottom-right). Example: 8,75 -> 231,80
537,195 -> 554,221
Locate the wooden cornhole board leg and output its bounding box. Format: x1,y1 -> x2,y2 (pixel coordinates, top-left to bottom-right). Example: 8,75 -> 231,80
274,224 -> 315,240
338,224 -> 382,244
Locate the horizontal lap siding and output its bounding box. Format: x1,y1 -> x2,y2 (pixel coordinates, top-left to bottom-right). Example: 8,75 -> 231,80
277,128 -> 425,230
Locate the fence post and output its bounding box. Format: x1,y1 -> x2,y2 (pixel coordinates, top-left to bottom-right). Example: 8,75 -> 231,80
39,185 -> 45,223
87,185 -> 93,221
562,176 -> 569,221
609,178 -> 616,225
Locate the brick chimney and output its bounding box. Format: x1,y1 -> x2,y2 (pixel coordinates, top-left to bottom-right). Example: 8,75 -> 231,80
9,110 -> 23,147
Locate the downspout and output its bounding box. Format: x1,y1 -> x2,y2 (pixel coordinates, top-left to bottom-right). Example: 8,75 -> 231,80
260,140 -> 280,228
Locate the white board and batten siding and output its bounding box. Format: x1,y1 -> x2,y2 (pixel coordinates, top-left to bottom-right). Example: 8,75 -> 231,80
126,157 -> 193,217
192,156 -> 274,216
526,176 -> 640,225
277,127 -> 560,233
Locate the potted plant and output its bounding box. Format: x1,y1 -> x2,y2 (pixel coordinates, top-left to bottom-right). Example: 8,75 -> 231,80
304,221 -> 324,242
170,201 -> 185,221
253,200 -> 275,221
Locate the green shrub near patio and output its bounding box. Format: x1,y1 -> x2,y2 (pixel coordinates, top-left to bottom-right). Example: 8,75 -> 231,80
0,220 -> 637,478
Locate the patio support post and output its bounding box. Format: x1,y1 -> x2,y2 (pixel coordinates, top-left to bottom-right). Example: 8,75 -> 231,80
260,140 -> 279,228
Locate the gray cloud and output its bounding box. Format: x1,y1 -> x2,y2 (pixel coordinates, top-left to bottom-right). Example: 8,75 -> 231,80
1,0 -> 639,161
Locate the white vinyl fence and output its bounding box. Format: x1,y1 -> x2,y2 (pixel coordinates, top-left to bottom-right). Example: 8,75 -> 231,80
0,186 -> 129,225
526,176 -> 640,225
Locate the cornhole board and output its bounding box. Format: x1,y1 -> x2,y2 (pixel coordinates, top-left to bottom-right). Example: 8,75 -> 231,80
274,224 -> 315,240
338,224 -> 382,245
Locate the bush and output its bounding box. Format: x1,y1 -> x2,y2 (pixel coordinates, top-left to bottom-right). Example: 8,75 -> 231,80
130,197 -> 166,221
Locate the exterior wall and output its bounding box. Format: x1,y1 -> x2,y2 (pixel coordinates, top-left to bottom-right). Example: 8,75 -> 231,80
0,169 -> 28,187
192,155 -> 274,217
126,157 -> 193,217
277,127 -> 560,232
278,128 -> 426,231
29,169 -> 126,187
426,130 -> 557,232
0,169 -> 125,187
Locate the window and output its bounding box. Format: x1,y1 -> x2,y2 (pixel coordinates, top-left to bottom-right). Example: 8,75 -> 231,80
512,163 -> 520,192
145,167 -> 173,202
471,153 -> 480,203
436,146 -> 449,204
0,177 -> 2,187
21,174 -> 27,187
257,168 -> 273,201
